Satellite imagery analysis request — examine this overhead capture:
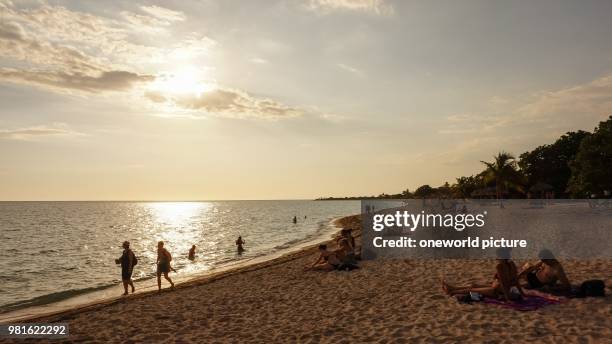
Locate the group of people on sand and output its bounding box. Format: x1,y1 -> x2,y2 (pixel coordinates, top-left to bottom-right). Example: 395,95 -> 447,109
306,228 -> 360,271
116,236 -> 248,295
442,248 -> 571,302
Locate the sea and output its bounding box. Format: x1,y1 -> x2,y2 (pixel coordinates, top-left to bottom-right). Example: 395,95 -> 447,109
0,200 -> 358,318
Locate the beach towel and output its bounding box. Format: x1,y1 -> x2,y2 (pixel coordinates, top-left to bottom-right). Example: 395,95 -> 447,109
484,293 -> 563,311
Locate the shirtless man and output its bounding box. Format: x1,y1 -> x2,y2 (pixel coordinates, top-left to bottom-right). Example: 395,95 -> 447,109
519,250 -> 570,291
115,241 -> 136,295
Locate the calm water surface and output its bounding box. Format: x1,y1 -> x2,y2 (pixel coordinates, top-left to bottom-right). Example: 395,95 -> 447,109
0,200 -> 358,313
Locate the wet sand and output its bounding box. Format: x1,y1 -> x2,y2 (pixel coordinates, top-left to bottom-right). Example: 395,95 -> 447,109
2,215 -> 611,343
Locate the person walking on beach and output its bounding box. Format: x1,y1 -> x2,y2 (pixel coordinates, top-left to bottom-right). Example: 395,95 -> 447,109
236,236 -> 245,254
188,245 -> 196,260
115,241 -> 136,295
156,241 -> 175,291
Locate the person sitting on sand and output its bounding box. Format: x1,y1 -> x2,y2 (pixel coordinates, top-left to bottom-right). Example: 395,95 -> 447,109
156,241 -> 175,291
336,238 -> 358,266
306,242 -> 359,271
236,236 -> 245,253
336,229 -> 359,258
115,241 -> 136,295
188,245 -> 196,260
519,249 -> 570,291
443,249 -> 525,302
306,244 -> 342,271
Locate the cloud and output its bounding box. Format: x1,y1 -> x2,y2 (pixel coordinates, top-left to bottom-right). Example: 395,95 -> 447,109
249,57 -> 269,64
0,21 -> 25,40
435,74 -> 612,167
337,63 -> 364,76
121,6 -> 185,30
0,3 -> 198,93
0,69 -> 153,93
146,88 -> 302,119
305,0 -> 394,15
518,75 -> 612,127
0,2 -> 304,121
140,5 -> 185,22
0,123 -> 82,140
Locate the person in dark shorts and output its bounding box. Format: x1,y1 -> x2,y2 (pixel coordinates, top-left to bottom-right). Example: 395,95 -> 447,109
519,249 -> 571,291
115,241 -> 136,295
156,241 -> 175,291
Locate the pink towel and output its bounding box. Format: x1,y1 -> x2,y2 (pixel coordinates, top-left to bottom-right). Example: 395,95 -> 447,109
484,293 -> 563,311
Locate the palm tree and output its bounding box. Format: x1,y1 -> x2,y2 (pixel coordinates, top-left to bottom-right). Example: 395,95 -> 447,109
480,152 -> 524,199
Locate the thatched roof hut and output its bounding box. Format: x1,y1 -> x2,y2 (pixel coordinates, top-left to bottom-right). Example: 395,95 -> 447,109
471,186 -> 508,198
529,182 -> 553,192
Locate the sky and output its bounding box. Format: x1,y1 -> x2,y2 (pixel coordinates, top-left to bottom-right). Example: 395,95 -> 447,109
1,0 -> 612,200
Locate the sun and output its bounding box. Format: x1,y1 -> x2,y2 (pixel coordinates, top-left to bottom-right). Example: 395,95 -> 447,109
149,66 -> 217,97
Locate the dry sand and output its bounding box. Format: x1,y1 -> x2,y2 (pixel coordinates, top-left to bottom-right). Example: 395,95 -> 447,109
2,215 -> 611,343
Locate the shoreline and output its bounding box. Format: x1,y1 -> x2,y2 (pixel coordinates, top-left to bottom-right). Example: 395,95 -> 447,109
1,214 -> 609,343
0,214 -> 361,324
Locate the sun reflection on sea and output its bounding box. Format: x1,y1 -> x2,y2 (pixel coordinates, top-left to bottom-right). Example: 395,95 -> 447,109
147,202 -> 208,227
145,202 -> 212,249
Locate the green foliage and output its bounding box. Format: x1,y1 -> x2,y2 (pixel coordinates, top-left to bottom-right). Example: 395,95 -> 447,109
452,175 -> 482,198
414,184 -> 435,198
567,116 -> 612,197
480,152 -> 525,198
519,130 -> 590,196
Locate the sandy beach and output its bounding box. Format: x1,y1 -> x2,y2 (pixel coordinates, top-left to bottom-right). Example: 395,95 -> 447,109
2,215 -> 610,344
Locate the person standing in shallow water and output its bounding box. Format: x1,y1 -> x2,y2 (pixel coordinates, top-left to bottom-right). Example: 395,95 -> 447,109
156,241 -> 174,291
188,245 -> 196,260
115,241 -> 136,295
236,236 -> 245,253
293,216 -> 297,224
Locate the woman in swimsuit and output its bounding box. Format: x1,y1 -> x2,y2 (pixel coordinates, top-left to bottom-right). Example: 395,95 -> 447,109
519,259 -> 570,291
442,257 -> 525,302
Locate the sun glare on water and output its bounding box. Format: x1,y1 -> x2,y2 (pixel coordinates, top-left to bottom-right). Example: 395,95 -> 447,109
147,202 -> 209,227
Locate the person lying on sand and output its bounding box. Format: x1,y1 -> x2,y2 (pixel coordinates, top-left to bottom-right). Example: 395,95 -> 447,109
156,241 -> 175,291
519,249 -> 570,291
443,250 -> 525,302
